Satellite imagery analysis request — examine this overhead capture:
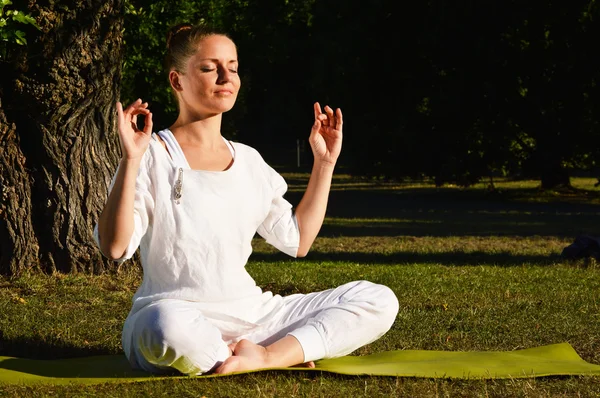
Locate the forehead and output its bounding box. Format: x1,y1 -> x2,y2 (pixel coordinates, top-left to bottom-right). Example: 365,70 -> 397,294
192,35 -> 238,61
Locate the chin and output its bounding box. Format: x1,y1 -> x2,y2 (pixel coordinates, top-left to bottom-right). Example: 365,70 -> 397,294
215,100 -> 237,113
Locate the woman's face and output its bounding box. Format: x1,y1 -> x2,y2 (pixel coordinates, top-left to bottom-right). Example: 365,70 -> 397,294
176,34 -> 241,117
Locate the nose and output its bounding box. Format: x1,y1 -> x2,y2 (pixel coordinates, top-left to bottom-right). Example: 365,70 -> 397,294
217,66 -> 234,83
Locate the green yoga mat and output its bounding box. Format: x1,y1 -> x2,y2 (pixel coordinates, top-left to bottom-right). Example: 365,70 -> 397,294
1,342 -> 599,385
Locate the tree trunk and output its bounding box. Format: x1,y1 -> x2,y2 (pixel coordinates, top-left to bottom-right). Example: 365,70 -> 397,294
0,0 -> 125,275
540,166 -> 571,190
536,133 -> 573,190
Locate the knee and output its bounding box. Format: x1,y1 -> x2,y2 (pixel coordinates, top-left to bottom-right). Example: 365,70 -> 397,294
134,307 -> 185,364
133,305 -> 227,375
375,284 -> 400,330
136,306 -> 182,353
347,280 -> 399,331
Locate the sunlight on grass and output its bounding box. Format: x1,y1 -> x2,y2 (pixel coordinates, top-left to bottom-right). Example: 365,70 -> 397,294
283,174 -> 600,205
2,178 -> 600,396
324,217 -> 443,225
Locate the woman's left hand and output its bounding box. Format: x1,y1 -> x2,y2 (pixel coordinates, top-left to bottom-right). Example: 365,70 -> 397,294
309,102 -> 343,166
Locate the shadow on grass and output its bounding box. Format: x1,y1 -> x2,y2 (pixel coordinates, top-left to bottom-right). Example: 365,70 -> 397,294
282,188 -> 600,238
249,251 -> 561,267
0,354 -> 151,380
0,332 -> 110,360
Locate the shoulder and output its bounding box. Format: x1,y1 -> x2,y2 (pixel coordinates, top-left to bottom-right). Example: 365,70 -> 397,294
228,140 -> 285,182
229,140 -> 259,156
148,131 -> 170,155
228,141 -> 267,164
229,141 -> 287,188
152,130 -> 168,151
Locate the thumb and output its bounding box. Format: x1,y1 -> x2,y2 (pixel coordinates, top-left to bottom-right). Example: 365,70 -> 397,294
143,112 -> 153,135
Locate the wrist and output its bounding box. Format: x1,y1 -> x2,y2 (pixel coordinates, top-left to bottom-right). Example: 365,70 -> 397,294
313,159 -> 336,173
119,156 -> 143,168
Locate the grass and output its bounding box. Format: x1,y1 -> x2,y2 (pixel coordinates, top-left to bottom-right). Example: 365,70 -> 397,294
1,176 -> 600,397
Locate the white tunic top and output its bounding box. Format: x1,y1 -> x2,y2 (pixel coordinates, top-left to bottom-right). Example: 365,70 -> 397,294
94,130 -> 300,326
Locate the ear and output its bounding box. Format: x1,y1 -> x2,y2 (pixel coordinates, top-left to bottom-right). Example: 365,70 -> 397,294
169,70 -> 183,92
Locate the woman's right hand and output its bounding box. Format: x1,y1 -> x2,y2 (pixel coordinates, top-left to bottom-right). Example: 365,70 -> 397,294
116,98 -> 153,160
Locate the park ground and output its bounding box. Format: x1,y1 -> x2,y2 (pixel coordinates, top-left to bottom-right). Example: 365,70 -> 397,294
1,175 -> 600,397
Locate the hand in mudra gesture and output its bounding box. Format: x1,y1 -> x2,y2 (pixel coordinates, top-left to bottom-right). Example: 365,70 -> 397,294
309,102 -> 343,166
116,98 -> 153,161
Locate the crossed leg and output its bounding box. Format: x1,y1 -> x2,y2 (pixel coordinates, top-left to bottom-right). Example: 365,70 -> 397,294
215,280 -> 398,374
127,281 -> 398,375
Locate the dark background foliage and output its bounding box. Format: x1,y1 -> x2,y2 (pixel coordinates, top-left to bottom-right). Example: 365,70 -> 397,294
0,0 -> 598,274
121,0 -> 600,188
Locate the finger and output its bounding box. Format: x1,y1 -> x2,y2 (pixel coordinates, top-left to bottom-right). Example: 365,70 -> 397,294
124,98 -> 143,115
116,101 -> 125,129
335,108 -> 343,131
132,108 -> 150,116
324,105 -> 334,126
324,105 -> 334,120
136,102 -> 149,114
130,102 -> 149,115
313,102 -> 322,121
143,112 -> 153,135
131,114 -> 138,130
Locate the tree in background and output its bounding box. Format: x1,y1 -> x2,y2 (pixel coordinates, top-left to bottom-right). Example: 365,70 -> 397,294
502,0 -> 600,189
0,0 -> 124,275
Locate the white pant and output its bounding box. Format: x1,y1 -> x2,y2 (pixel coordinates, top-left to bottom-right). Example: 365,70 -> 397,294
124,280 -> 399,375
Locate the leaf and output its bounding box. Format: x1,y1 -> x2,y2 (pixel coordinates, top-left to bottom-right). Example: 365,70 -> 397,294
0,0 -> 12,17
12,11 -> 37,26
14,29 -> 26,45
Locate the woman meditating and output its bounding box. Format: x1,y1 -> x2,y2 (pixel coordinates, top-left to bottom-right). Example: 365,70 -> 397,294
94,23 -> 399,375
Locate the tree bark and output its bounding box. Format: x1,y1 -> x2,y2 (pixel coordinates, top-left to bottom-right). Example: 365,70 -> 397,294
540,165 -> 572,190
0,0 -> 125,275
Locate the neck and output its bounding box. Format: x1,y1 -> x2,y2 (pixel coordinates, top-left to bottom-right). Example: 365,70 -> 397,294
170,112 -> 224,147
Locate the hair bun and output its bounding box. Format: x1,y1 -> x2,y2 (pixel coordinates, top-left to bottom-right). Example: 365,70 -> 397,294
166,24 -> 193,49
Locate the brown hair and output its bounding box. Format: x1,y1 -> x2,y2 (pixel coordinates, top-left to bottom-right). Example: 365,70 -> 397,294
165,23 -> 234,74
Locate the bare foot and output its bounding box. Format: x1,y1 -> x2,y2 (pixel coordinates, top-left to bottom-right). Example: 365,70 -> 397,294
214,339 -> 316,374
214,339 -> 269,374
227,342 -> 238,355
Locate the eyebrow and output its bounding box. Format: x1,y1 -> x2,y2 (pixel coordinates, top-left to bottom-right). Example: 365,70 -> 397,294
198,58 -> 238,63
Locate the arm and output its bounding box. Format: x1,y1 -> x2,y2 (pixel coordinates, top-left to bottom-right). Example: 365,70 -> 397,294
97,99 -> 153,260
294,102 -> 343,257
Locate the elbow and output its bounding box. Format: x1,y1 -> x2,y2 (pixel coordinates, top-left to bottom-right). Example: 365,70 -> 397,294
295,243 -> 310,258
99,239 -> 127,262
296,248 -> 308,258
102,245 -> 127,262
97,222 -> 129,261
106,249 -> 127,262
295,234 -> 314,258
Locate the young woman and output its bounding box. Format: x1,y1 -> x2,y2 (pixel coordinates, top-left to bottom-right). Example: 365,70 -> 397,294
95,23 -> 399,375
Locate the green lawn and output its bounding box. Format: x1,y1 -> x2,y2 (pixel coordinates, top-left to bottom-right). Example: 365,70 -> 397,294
1,176 -> 600,397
